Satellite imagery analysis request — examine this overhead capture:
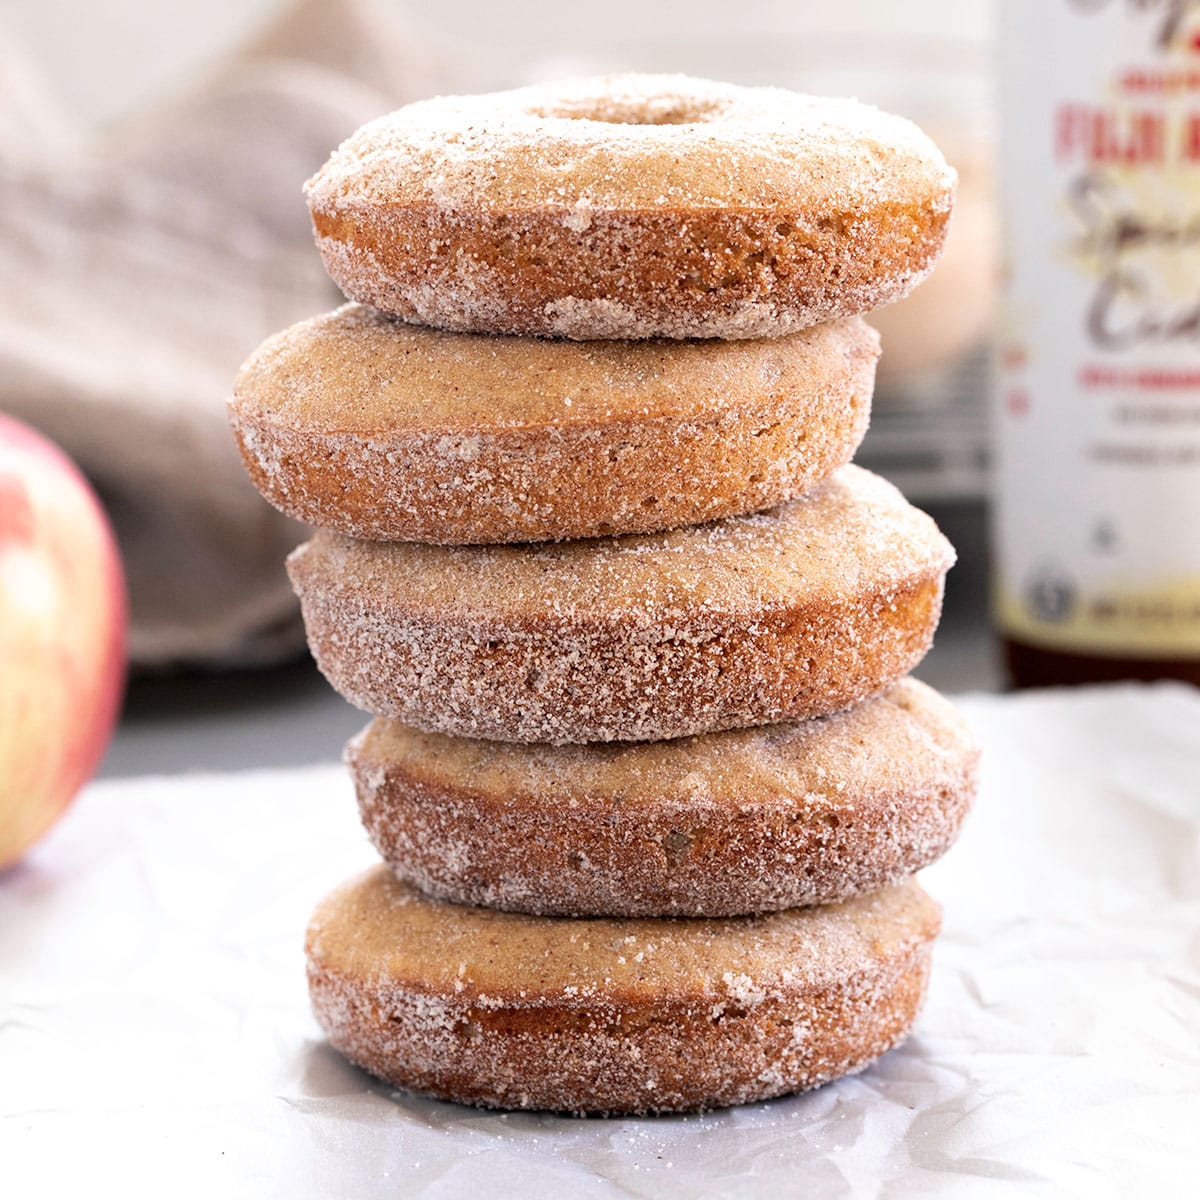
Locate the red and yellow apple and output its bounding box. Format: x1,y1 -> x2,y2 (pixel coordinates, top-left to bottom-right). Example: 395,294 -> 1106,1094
0,414 -> 126,868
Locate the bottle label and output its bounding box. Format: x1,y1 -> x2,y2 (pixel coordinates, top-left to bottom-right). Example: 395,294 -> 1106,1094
995,0 -> 1200,656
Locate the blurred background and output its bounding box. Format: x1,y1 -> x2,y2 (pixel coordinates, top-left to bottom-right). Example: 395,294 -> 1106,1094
0,0 -> 998,775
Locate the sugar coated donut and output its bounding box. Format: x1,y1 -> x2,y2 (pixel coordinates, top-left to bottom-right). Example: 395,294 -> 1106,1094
306,866 -> 941,1114
304,74 -> 956,340
347,678 -> 977,917
287,465 -> 955,743
230,305 -> 878,544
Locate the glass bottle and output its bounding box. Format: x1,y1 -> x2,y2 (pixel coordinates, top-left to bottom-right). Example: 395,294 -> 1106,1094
995,0 -> 1200,686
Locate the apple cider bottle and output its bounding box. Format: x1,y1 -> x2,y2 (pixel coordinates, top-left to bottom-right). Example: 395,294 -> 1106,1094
994,0 -> 1200,686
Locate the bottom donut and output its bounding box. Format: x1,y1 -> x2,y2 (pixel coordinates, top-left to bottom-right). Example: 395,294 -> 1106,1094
305,866 -> 941,1115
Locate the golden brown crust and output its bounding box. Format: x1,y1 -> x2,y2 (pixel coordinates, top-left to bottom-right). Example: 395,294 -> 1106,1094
312,204 -> 951,341
305,867 -> 941,1114
347,678 -> 978,917
305,75 -> 955,339
286,466 -> 954,743
228,305 -> 878,543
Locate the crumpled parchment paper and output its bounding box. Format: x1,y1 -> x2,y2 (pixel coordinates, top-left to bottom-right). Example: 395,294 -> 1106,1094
2,684 -> 1198,1197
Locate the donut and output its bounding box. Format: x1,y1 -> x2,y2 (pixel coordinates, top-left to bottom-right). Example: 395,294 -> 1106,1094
229,304 -> 878,544
306,866 -> 941,1114
287,465 -> 955,744
347,678 -> 977,918
304,74 -> 956,340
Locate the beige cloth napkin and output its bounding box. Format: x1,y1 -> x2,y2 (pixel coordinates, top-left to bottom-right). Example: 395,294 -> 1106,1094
0,0 -> 447,667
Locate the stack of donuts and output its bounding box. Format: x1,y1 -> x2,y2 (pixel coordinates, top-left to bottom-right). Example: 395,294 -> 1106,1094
229,75 -> 979,1115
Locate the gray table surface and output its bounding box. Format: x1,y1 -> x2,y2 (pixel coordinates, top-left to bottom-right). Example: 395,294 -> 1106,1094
100,501 -> 1001,779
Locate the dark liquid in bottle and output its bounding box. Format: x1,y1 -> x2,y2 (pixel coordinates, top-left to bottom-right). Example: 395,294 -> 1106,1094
1004,637 -> 1200,689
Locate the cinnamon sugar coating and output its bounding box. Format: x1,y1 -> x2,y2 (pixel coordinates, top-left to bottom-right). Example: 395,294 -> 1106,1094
286,465 -> 955,743
229,305 -> 878,543
305,74 -> 956,339
306,866 -> 941,1114
348,678 -> 978,917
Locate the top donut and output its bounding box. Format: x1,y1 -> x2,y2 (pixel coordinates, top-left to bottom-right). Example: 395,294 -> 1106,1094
305,74 -> 956,340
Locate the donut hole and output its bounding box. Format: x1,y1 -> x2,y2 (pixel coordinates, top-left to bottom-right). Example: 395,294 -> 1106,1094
531,96 -> 725,126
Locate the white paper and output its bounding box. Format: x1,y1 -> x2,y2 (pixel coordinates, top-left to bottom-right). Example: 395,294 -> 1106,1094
2,684 -> 1198,1198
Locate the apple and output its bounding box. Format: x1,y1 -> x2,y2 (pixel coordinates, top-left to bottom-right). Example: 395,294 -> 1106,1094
0,414 -> 126,868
